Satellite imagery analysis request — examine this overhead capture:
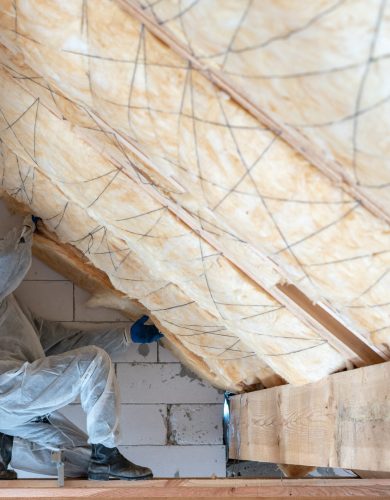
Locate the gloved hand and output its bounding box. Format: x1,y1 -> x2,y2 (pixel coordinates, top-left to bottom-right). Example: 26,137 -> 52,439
31,215 -> 42,232
130,315 -> 164,344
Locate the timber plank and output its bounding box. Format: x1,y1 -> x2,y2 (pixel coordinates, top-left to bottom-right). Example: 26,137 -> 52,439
228,361 -> 390,471
0,478 -> 389,499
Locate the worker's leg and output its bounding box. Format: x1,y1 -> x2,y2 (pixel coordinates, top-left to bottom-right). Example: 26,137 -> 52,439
9,412 -> 91,478
0,349 -> 153,481
0,433 -> 16,479
11,438 -> 91,477
0,346 -> 120,448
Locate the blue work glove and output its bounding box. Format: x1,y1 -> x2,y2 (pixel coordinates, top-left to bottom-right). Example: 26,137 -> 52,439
130,315 -> 164,344
32,215 -> 42,231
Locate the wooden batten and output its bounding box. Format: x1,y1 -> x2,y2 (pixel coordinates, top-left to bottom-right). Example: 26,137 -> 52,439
276,284 -> 387,366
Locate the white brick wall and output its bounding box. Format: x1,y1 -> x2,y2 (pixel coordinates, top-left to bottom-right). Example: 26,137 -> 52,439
0,199 -> 226,478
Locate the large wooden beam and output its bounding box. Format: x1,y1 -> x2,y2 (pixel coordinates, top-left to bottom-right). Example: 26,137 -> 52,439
228,361 -> 390,471
0,479 -> 389,499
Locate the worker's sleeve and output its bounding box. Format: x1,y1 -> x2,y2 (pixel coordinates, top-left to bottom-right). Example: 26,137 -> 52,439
32,315 -> 132,357
0,216 -> 34,302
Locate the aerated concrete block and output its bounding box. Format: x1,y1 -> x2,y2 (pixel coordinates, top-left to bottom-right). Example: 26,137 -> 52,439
60,404 -> 168,445
118,445 -> 226,478
168,404 -> 223,445
117,363 -> 224,404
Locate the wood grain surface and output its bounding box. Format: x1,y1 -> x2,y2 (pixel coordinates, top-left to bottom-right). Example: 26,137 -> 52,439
229,361 -> 390,471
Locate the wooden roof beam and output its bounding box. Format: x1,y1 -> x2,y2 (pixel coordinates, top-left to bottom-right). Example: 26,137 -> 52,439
228,360 -> 390,471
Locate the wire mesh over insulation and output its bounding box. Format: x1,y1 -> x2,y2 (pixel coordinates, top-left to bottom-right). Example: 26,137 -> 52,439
0,0 -> 389,391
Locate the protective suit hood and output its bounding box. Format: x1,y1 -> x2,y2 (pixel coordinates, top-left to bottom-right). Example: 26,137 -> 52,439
0,216 -> 33,303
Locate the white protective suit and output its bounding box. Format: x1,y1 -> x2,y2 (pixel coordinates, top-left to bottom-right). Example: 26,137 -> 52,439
0,216 -> 133,477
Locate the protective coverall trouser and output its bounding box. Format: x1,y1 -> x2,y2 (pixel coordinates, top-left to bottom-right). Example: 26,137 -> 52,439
0,346 -> 120,449
11,411 -> 91,478
0,217 -> 129,476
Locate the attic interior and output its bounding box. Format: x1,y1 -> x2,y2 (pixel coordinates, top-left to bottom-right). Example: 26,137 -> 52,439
0,0 -> 389,497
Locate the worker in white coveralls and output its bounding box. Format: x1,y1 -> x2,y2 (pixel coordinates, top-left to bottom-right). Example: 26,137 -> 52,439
0,215 -> 164,480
